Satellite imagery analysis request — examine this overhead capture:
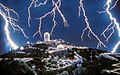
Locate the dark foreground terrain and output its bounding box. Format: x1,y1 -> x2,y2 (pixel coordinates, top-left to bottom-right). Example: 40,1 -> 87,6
0,42 -> 120,75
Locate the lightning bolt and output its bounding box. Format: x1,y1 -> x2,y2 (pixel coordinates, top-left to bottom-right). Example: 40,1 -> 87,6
112,41 -> 120,53
28,0 -> 49,27
100,0 -> 120,53
1,0 -> 119,52
0,11 -> 18,50
78,0 -> 106,48
28,0 -> 68,37
28,0 -> 34,27
0,3 -> 29,50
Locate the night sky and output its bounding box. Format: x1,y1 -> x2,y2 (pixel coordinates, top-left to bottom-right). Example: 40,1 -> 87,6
0,0 -> 120,54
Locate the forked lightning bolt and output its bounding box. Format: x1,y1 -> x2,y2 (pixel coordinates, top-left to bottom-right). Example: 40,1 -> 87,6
28,0 -> 48,27
100,0 -> 120,53
0,11 -> 18,50
28,0 -> 68,37
1,0 -> 119,52
78,0 -> 106,48
33,0 -> 68,37
0,3 -> 28,50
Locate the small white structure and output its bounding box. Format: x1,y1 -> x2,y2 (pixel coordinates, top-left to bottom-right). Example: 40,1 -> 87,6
44,32 -> 50,42
57,44 -> 64,50
20,46 -> 24,50
26,41 -> 30,44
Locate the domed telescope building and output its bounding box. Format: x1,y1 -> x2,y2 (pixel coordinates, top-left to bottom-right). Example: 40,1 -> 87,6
44,32 -> 50,42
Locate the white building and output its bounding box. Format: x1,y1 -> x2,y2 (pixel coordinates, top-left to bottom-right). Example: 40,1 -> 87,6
57,44 -> 64,50
44,32 -> 50,42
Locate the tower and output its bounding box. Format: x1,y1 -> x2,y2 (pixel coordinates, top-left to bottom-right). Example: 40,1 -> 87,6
44,32 -> 50,42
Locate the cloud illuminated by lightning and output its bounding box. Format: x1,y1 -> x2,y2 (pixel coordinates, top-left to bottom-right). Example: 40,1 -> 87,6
99,0 -> 120,53
0,3 -> 29,50
78,0 -> 106,48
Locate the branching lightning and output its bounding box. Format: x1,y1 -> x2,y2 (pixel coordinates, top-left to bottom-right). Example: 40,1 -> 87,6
1,0 -> 119,52
100,0 -> 120,53
28,0 -> 48,27
28,0 -> 68,37
78,0 -> 106,48
0,3 -> 28,50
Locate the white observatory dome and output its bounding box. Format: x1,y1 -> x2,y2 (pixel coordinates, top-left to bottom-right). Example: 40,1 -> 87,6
20,46 -> 24,50
44,32 -> 50,42
57,44 -> 64,50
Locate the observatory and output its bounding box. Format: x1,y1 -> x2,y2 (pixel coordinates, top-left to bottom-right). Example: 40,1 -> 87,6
44,32 -> 50,42
57,44 -> 64,50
